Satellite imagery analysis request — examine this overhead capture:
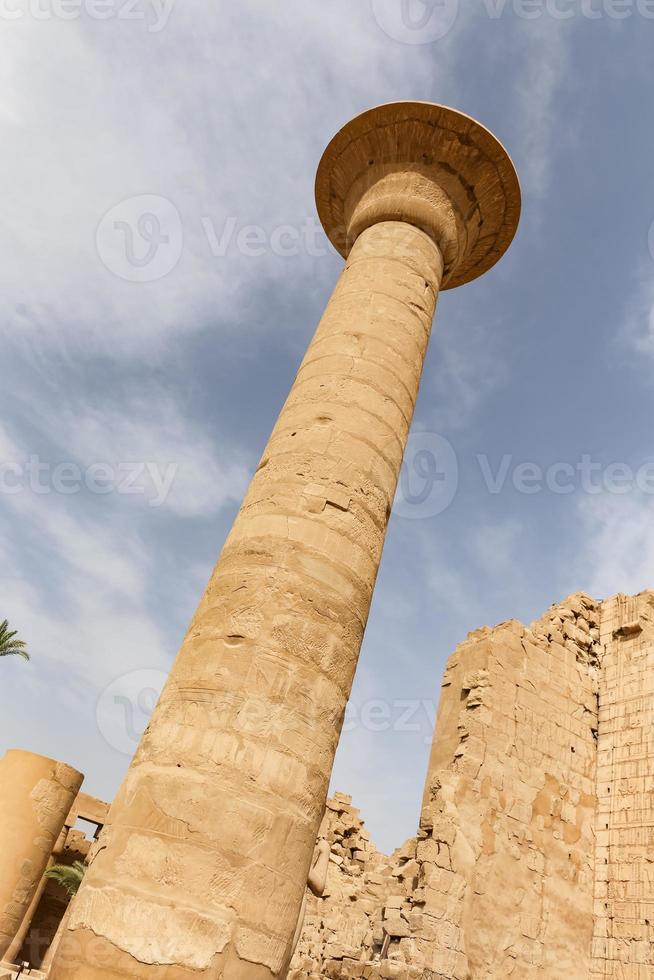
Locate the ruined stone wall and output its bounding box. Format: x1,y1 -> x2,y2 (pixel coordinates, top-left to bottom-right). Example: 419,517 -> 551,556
591,591 -> 654,978
412,594 -> 601,978
291,593 -> 608,979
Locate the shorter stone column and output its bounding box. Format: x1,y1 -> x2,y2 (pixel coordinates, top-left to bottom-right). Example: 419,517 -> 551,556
0,749 -> 83,959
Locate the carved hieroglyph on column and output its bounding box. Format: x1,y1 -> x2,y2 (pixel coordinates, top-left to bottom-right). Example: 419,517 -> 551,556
0,749 -> 83,960
48,103 -> 520,979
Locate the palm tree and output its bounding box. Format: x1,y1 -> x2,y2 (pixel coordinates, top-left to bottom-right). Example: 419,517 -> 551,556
0,620 -> 29,660
44,861 -> 85,896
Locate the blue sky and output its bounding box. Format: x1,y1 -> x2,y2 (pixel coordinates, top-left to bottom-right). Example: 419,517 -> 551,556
1,0 -> 653,854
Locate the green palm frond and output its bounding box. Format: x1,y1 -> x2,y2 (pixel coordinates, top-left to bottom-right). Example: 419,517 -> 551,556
0,619 -> 30,660
44,860 -> 85,896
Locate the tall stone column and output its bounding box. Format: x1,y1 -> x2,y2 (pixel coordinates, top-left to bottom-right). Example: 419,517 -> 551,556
0,749 -> 83,960
49,102 -> 520,980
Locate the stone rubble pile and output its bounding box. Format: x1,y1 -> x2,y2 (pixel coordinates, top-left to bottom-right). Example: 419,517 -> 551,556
289,792 -> 422,979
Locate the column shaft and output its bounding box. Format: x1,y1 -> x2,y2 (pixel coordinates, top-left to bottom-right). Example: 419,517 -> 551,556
48,221 -> 444,979
0,750 -> 83,959
4,826 -> 67,964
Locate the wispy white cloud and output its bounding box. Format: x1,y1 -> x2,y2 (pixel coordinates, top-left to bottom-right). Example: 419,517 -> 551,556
513,24 -> 572,199
0,422 -> 154,651
577,492 -> 654,600
470,517 -> 523,576
427,303 -> 509,431
0,0 -> 453,360
617,267 -> 654,358
34,392 -> 251,517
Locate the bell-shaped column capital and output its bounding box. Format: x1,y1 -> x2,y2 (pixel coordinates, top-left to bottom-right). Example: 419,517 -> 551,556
315,101 -> 521,289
